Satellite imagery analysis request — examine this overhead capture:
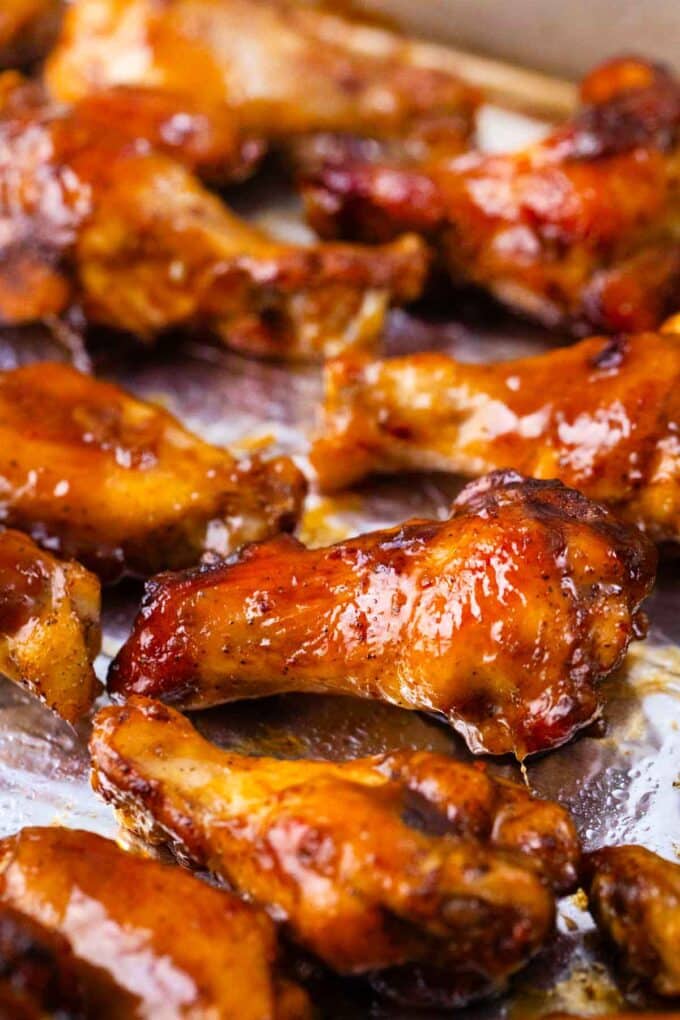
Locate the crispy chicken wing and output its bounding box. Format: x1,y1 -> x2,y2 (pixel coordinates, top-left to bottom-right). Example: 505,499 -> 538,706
0,528 -> 100,722
311,331 -> 680,544
90,696 -> 579,1008
0,363 -> 305,581
583,845 -> 680,998
0,826 -> 311,1020
0,903 -> 84,1020
304,57 -> 680,335
46,0 -> 478,175
108,472 -> 655,757
0,74 -> 426,358
0,1 -> 62,69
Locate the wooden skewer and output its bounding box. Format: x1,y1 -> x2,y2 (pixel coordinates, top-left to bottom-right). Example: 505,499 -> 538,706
306,3 -> 578,120
410,44 -> 578,120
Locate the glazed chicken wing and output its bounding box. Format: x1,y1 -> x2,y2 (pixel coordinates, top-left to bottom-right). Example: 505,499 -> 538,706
46,0 -> 478,175
90,696 -> 580,1008
0,1 -> 62,69
583,845 -> 680,998
312,330 -> 680,544
0,363 -> 305,581
0,74 -> 426,358
0,827 -> 310,1019
0,903 -> 84,1020
108,472 -> 655,757
0,529 -> 100,722
304,57 -> 680,335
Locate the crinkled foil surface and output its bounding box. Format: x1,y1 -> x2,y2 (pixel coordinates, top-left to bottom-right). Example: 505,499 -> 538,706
0,109 -> 678,1018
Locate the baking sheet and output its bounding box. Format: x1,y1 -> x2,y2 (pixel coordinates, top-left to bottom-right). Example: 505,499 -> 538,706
0,107 -> 678,1019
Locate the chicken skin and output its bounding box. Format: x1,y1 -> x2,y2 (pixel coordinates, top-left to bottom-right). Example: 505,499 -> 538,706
0,826 -> 311,1020
0,74 -> 426,359
312,330 -> 680,544
108,472 -> 655,757
583,846 -> 680,998
46,0 -> 478,175
0,363 -> 305,582
0,1 -> 62,69
90,696 -> 580,1008
0,529 -> 100,723
304,57 -> 680,335
0,903 -> 84,1020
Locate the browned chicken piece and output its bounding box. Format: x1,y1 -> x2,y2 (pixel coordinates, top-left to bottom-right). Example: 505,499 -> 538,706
0,362 -> 305,582
311,330 -> 680,544
0,826 -> 311,1020
0,1 -> 62,69
90,696 -> 580,1008
303,57 -> 680,335
46,0 -> 479,176
108,472 -> 655,757
0,74 -> 426,359
0,902 -> 84,1020
0,528 -> 100,723
583,845 -> 680,998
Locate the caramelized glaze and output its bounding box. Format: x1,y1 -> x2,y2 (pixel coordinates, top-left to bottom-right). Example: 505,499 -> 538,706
0,0 -> 62,69
312,331 -> 680,543
0,73 -> 427,357
304,57 -> 680,335
108,472 -> 656,757
91,695 -> 578,1007
0,362 -> 305,581
0,826 -> 311,1019
584,845 -> 680,998
46,0 -> 478,169
0,528 -> 99,722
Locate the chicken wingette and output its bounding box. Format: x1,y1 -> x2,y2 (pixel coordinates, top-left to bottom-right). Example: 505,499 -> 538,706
583,845 -> 680,998
46,0 -> 479,177
311,330 -> 680,544
0,363 -> 305,581
108,472 -> 655,757
0,528 -> 100,722
90,695 -> 580,1008
0,74 -> 426,358
0,827 -> 311,1020
303,57 -> 680,335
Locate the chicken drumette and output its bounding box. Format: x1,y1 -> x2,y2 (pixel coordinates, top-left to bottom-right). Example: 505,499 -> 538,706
303,57 -> 680,335
0,73 -> 426,358
0,826 -> 311,1020
0,362 -> 305,581
108,472 -> 655,757
0,528 -> 100,722
90,695 -> 580,1009
46,0 -> 479,176
312,330 -> 680,544
583,845 -> 680,998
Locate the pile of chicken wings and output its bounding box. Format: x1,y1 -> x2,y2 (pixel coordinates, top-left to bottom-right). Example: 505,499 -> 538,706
0,2 -> 678,1017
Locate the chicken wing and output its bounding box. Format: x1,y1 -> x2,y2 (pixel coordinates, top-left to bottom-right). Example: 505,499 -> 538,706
46,0 -> 478,174
108,471 -> 655,757
303,57 -> 680,335
0,74 -> 426,358
583,845 -> 680,998
0,528 -> 100,722
0,1 -> 62,69
0,826 -> 311,1020
311,330 -> 680,544
0,903 -> 84,1020
0,362 -> 305,581
90,695 -> 579,1008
